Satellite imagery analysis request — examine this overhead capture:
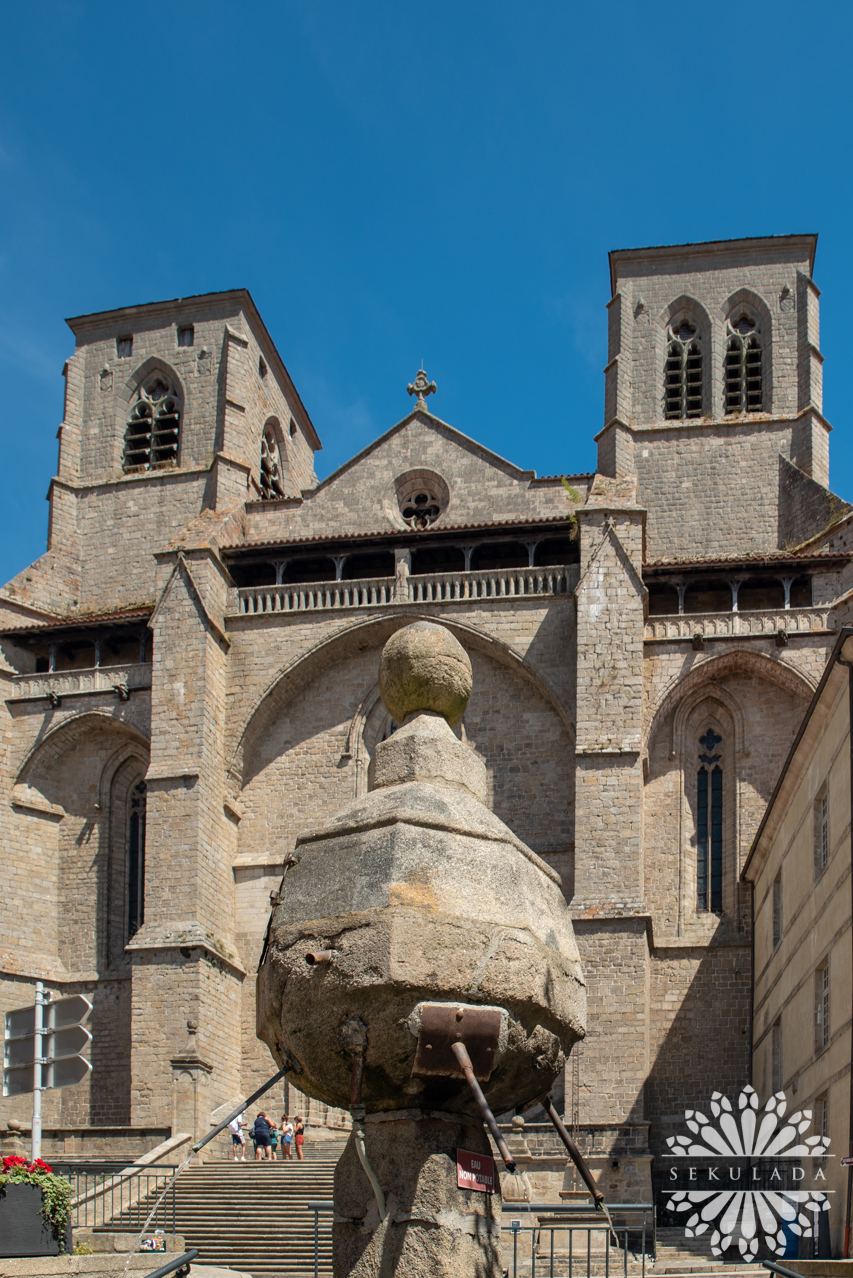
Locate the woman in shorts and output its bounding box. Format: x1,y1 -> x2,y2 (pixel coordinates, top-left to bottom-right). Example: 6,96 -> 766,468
280,1116 -> 294,1160
294,1116 -> 305,1161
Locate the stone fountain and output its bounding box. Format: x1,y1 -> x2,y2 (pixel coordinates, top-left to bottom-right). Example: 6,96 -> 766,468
257,620 -> 586,1277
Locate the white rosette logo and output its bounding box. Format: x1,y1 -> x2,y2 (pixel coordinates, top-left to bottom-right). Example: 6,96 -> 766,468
665,1085 -> 831,1260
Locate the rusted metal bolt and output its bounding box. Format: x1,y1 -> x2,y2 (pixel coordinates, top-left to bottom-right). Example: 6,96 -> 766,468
305,950 -> 335,965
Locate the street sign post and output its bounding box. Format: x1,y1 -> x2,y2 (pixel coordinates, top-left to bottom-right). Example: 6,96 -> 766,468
3,985 -> 93,1159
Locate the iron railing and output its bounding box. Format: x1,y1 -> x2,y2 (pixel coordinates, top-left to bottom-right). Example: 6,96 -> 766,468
307,1201 -> 653,1278
51,1162 -> 179,1233
502,1204 -> 653,1278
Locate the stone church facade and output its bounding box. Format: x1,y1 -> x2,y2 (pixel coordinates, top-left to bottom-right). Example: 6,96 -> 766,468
1,234 -> 851,1185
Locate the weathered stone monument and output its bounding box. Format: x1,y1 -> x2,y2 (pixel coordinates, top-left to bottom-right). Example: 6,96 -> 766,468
257,620 -> 586,1276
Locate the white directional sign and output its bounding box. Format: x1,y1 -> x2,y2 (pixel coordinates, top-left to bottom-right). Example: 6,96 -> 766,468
3,993 -> 92,1097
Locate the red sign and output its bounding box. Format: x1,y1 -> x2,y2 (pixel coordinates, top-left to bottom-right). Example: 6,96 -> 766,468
457,1148 -> 496,1194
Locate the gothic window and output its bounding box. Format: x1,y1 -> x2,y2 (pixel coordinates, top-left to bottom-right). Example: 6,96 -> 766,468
724,313 -> 763,414
260,425 -> 285,499
127,780 -> 146,942
772,871 -> 782,948
395,471 -> 449,529
697,729 -> 723,911
123,373 -> 182,471
815,962 -> 829,1052
664,319 -> 703,419
814,783 -> 829,877
771,1019 -> 782,1092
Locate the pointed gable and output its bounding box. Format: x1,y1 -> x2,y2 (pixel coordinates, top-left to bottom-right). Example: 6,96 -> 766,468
240,408 -> 588,546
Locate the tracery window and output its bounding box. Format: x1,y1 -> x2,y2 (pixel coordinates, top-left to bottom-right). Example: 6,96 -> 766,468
724,313 -> 763,414
260,426 -> 285,499
123,373 -> 182,471
401,490 -> 442,528
664,319 -> 703,419
697,729 -> 723,911
127,780 -> 146,942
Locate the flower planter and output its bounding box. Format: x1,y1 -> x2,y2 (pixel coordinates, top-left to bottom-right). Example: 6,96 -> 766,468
0,1181 -> 72,1257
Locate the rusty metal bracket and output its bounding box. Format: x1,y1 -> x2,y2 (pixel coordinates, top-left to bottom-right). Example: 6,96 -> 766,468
411,1003 -> 503,1080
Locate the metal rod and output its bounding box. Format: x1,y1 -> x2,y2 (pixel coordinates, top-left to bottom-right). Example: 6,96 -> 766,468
142,1249 -> 199,1278
191,1065 -> 289,1153
305,950 -> 335,965
32,981 -> 44,1162
450,1040 -> 517,1173
313,1205 -> 319,1278
544,1094 -> 603,1207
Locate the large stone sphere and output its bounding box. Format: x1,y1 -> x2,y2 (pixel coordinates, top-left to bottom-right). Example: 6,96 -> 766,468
379,621 -> 472,728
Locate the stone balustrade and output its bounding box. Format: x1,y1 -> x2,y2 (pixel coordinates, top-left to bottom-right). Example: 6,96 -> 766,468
232,565 -> 576,617
644,605 -> 834,642
11,662 -> 153,701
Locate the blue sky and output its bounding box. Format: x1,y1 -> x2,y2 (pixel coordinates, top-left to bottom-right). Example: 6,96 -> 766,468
1,2 -> 852,586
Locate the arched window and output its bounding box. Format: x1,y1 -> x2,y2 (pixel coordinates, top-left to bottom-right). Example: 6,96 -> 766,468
123,373 -> 182,471
127,780 -> 146,941
724,313 -> 763,414
697,730 -> 722,912
664,319 -> 703,419
260,425 -> 285,499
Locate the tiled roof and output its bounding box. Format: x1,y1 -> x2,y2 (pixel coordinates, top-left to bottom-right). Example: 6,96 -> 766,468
645,550 -> 853,572
222,514 -> 578,555
0,605 -> 153,637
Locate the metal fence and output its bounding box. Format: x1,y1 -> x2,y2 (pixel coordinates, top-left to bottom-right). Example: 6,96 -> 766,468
307,1202 -> 653,1278
502,1205 -> 653,1278
51,1162 -> 179,1233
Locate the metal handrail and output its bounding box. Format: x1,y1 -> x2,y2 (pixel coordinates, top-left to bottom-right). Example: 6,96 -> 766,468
142,1249 -> 199,1278
762,1263 -> 808,1278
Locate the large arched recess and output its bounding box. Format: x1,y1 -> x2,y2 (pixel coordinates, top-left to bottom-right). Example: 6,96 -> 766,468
230,613 -> 577,1110
227,611 -> 575,795
13,710 -> 150,1127
642,650 -> 814,934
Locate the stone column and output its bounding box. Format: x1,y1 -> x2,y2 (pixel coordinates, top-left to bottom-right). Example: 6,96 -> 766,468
334,1111 -> 501,1278
572,479 -> 651,1130
170,1021 -> 213,1162
129,551 -> 243,1131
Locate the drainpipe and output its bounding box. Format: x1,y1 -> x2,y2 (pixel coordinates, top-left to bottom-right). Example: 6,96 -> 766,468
837,632 -> 853,1257
748,880 -> 755,1088
846,654 -> 853,1257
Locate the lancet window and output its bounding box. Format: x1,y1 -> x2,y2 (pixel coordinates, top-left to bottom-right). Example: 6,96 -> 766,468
724,313 -> 763,414
260,425 -> 285,499
123,373 -> 182,471
664,319 -> 703,419
697,729 -> 723,912
127,780 -> 146,941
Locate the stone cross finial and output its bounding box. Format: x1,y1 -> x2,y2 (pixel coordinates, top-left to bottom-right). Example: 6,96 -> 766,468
407,368 -> 437,408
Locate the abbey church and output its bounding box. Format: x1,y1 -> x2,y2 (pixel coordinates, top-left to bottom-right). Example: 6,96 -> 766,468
1,234 -> 850,1191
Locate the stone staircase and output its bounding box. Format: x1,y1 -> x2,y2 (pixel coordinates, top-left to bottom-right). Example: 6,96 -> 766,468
651,1228 -> 763,1275
101,1156 -> 339,1277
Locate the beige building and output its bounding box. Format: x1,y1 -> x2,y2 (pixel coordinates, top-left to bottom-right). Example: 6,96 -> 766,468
744,627 -> 853,1257
2,234 -> 853,1193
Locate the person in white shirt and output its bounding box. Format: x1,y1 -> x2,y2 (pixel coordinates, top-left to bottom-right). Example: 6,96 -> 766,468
280,1116 -> 294,1160
228,1116 -> 246,1161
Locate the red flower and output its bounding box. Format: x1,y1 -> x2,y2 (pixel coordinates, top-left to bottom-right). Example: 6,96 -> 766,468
30,1158 -> 53,1173
2,1155 -> 28,1171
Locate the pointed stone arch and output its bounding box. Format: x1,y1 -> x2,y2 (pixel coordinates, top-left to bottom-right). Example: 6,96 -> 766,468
226,611 -> 575,795
644,650 -> 814,758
